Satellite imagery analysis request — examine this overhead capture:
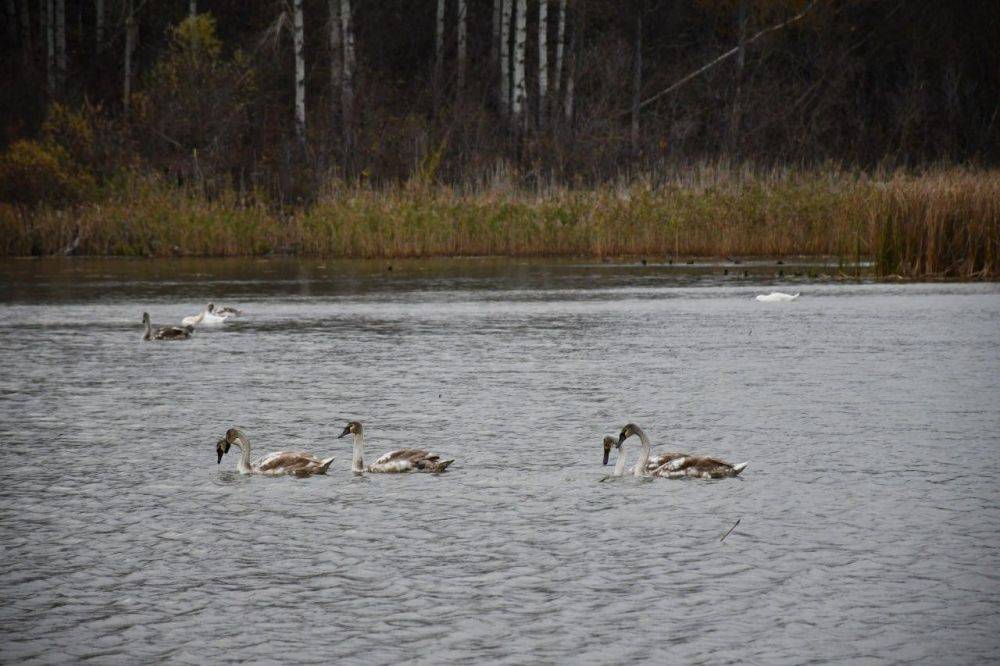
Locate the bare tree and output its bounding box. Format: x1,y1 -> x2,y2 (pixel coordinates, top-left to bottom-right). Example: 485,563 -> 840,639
729,0 -> 748,154
564,2 -> 577,125
293,0 -> 306,144
630,7 -> 642,153
434,0 -> 445,111
512,0 -> 526,121
491,0 -> 500,69
55,0 -> 64,92
341,0 -> 356,147
537,0 -> 547,127
499,0 -> 511,115
553,0 -> 564,108
329,0 -> 342,133
45,0 -> 54,97
123,0 -> 136,117
457,0 -> 467,91
18,0 -> 31,64
95,0 -> 103,52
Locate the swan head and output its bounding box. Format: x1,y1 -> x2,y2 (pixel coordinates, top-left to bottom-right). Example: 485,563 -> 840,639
618,423 -> 640,445
207,303 -> 215,312
338,420 -> 363,439
602,436 -> 617,465
217,428 -> 247,463
184,325 -> 195,334
142,312 -> 150,324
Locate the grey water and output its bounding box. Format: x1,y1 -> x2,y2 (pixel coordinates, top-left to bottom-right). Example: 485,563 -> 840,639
1,258 -> 998,664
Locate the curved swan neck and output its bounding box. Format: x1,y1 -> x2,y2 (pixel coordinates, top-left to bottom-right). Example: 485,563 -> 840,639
233,433 -> 253,474
351,431 -> 365,473
633,426 -> 651,477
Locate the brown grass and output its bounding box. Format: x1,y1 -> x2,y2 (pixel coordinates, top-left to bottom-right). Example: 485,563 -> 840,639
1,166 -> 997,278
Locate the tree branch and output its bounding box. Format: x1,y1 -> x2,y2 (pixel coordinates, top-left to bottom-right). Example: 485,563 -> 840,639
631,0 -> 818,116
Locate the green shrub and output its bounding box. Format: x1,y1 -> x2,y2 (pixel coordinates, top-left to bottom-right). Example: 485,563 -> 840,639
0,139 -> 95,206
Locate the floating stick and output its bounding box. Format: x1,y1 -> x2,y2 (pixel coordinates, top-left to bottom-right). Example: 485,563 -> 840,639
720,518 -> 741,542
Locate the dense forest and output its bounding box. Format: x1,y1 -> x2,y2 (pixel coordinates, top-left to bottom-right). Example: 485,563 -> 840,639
2,0 -> 998,200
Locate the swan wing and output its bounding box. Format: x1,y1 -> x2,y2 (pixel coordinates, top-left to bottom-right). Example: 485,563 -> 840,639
369,449 -> 452,473
155,326 -> 190,339
257,451 -> 327,474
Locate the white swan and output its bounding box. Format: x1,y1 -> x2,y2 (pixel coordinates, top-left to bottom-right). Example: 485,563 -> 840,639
615,423 -> 748,479
217,428 -> 335,476
602,435 -> 687,473
142,312 -> 193,340
338,421 -> 453,473
755,291 -> 800,302
181,303 -> 228,327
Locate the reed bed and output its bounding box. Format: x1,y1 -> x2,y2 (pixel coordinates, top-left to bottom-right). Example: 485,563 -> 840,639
1,168 -> 997,278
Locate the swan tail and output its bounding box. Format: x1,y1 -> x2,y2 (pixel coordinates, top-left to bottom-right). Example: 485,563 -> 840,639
319,456 -> 336,473
732,462 -> 749,476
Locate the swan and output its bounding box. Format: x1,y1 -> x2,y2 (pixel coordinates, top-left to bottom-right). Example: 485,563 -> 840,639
602,435 -> 688,473
755,291 -> 799,302
215,306 -> 242,317
216,428 -> 335,476
616,423 -> 748,479
142,312 -> 193,341
338,421 -> 453,473
181,303 -> 228,327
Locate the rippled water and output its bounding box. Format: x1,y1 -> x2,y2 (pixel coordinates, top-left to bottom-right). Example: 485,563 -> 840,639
1,258 -> 998,664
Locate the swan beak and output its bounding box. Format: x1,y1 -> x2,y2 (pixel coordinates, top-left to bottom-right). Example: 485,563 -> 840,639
337,426 -> 351,439
603,446 -> 611,465
216,438 -> 228,464
217,447 -> 223,464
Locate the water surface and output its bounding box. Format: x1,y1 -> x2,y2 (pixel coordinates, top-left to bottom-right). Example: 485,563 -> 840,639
1,259 -> 998,664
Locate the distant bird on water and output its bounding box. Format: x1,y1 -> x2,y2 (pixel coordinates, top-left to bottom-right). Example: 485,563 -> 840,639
755,292 -> 800,302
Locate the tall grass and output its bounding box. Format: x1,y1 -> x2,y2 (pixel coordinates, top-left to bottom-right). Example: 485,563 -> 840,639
1,167 -> 997,278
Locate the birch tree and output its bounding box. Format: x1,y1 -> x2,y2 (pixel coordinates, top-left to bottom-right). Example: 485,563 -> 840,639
457,0 -> 467,91
434,0 -> 444,111
340,0 -> 356,146
630,8 -> 642,153
189,1 -> 196,16
95,0 -> 103,51
564,2 -> 577,125
499,0 -> 511,115
554,0 -> 565,103
730,0 -> 748,153
328,0 -> 342,132
537,0 -> 547,126
511,0 -> 526,121
293,0 -> 306,144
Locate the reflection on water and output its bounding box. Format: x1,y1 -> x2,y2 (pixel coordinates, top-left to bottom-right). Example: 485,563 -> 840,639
1,259 -> 998,663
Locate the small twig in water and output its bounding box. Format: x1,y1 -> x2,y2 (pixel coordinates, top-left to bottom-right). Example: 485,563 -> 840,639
720,518 -> 741,542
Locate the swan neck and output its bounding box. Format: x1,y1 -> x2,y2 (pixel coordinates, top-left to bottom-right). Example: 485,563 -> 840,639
143,318 -> 151,339
613,442 -> 628,477
351,431 -> 365,473
233,434 -> 253,474
634,427 -> 651,477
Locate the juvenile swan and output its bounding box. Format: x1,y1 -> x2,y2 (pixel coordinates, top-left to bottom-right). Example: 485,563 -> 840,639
338,421 -> 453,473
181,303 -> 227,327
217,427 -> 335,476
617,423 -> 748,479
602,435 -> 688,472
142,312 -> 193,341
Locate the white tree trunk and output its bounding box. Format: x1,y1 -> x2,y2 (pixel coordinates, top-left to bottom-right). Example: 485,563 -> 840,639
123,0 -> 135,117
328,0 -> 342,131
499,0 -> 511,115
537,0 -> 547,126
434,0 -> 444,109
189,0 -> 196,16
631,10 -> 642,152
457,0 -> 467,90
46,0 -> 54,97
293,0 -> 306,143
95,0 -> 103,51
341,0 -> 355,140
511,0 -> 526,120
554,0 -> 565,101
55,0 -> 64,92
564,4 -> 576,125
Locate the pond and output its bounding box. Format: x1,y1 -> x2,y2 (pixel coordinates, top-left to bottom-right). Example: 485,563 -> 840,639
1,258 -> 998,663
